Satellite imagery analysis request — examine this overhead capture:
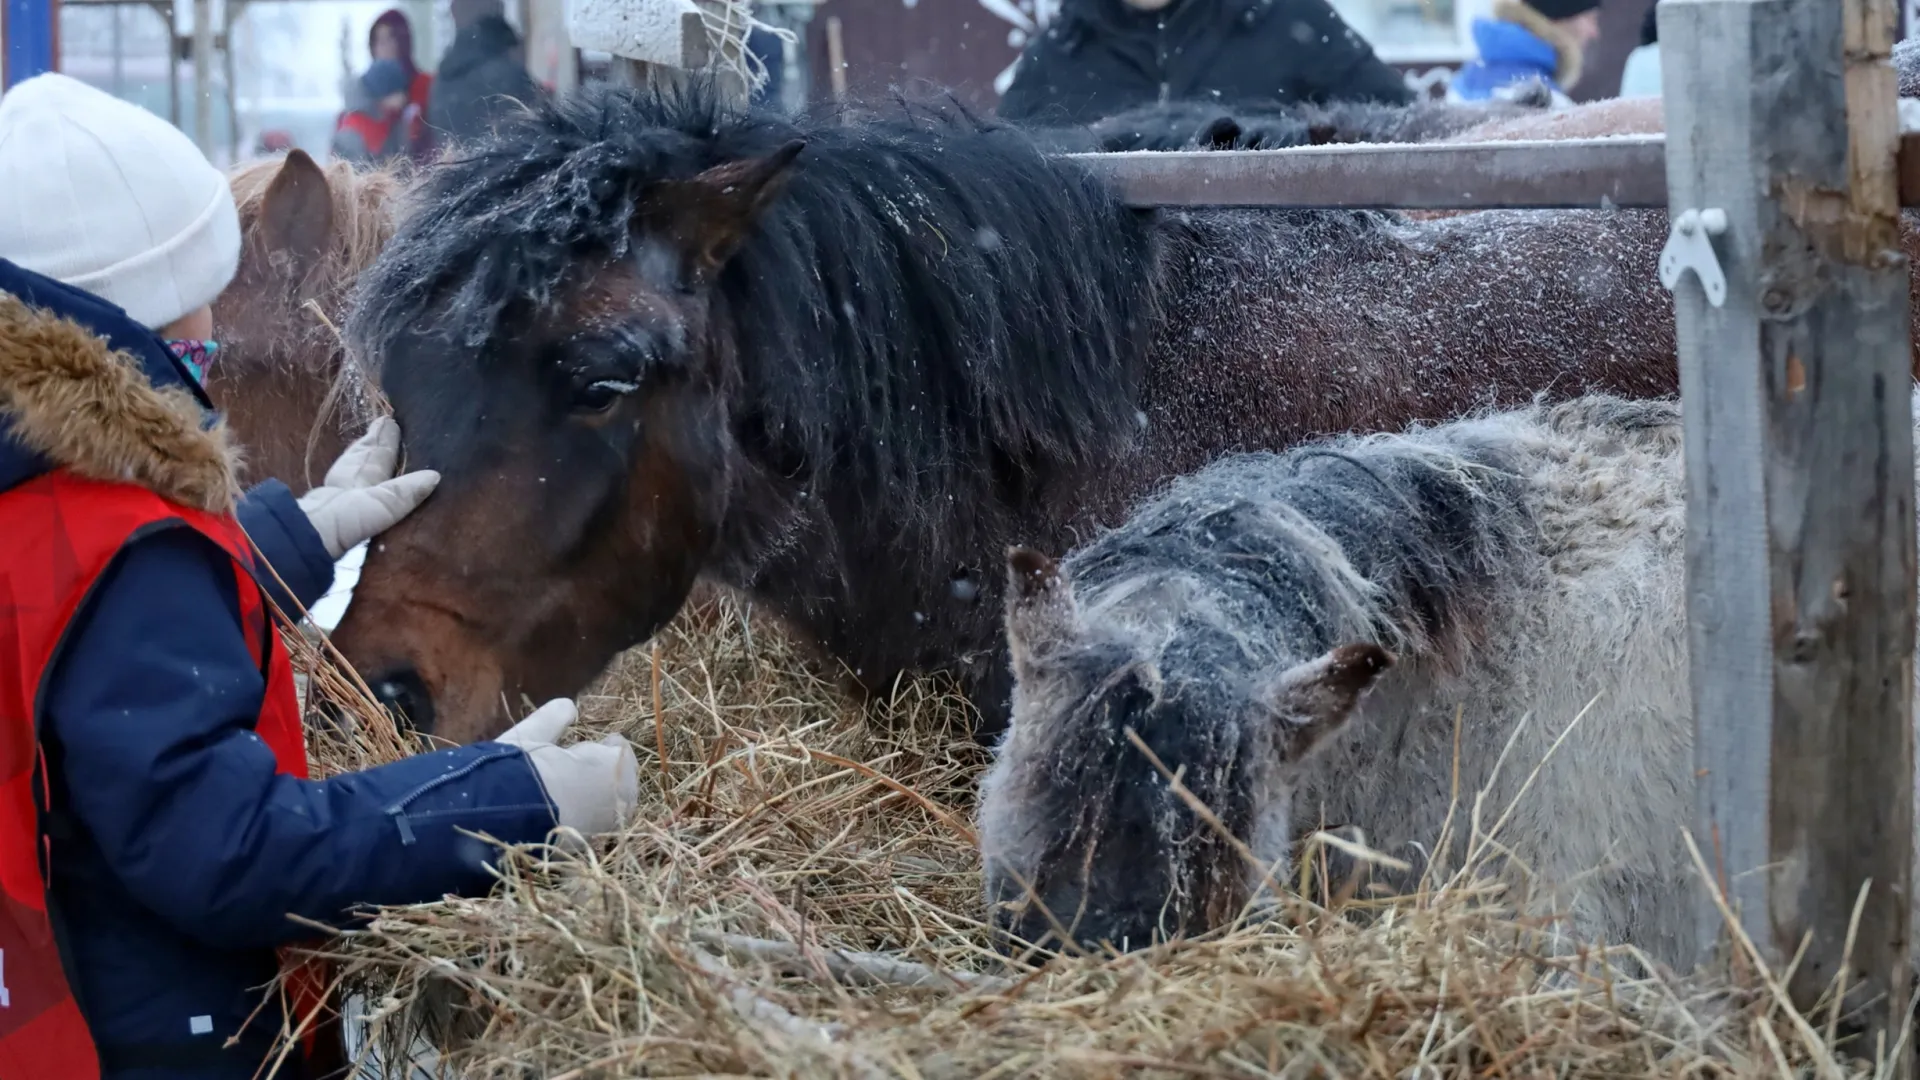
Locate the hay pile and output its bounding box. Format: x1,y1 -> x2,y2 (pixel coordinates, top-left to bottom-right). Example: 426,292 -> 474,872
288,592 -> 1894,1079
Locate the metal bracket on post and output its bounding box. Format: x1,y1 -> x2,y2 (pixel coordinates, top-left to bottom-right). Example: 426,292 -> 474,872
1659,207 -> 1730,307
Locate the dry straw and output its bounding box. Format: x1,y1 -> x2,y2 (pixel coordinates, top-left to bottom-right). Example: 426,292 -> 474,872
273,588 -> 1903,1079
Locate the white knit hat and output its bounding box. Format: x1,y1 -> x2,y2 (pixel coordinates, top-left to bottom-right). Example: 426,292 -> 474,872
0,73 -> 240,332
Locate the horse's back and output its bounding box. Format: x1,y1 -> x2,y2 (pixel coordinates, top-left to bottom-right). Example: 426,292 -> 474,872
1295,395 -> 1696,964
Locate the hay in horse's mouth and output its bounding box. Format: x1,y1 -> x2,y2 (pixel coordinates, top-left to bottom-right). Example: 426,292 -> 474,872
289,592 -> 1875,1078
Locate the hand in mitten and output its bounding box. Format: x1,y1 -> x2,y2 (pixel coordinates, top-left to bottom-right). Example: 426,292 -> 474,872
296,417 -> 439,559
497,699 -> 641,837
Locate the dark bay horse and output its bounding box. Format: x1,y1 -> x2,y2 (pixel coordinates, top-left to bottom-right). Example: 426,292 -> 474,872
209,150 -> 401,493
202,105 -> 1502,497
329,84 -> 1687,744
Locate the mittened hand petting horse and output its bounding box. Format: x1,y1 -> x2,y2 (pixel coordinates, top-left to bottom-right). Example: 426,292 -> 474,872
296,415 -> 441,560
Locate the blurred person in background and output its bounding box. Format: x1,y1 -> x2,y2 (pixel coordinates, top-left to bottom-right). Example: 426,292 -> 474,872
429,0 -> 541,146
333,58 -> 417,164
1616,3 -> 1659,99
1447,0 -> 1603,107
366,8 -> 435,159
996,0 -> 1414,126
0,71 -> 641,1080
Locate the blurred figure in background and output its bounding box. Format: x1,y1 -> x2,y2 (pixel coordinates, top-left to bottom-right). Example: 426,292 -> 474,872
1616,3 -> 1659,99
332,58 -> 416,164
367,8 -> 434,159
997,0 -> 1413,127
1448,0 -> 1602,107
430,0 -> 541,147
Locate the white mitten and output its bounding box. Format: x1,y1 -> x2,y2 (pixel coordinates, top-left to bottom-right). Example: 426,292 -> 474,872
296,417 -> 440,560
497,699 -> 641,836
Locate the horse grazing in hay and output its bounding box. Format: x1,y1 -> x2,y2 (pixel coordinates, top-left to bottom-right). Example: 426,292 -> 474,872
329,82 -> 1683,745
209,150 -> 399,493
979,395 -> 1918,973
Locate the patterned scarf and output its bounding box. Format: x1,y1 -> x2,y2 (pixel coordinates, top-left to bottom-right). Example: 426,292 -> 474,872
166,338 -> 218,386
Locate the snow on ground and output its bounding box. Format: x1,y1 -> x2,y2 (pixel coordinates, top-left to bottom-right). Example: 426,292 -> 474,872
309,540 -> 366,632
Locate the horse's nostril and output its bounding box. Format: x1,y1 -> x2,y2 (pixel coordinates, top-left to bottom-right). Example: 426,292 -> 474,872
370,668 -> 435,735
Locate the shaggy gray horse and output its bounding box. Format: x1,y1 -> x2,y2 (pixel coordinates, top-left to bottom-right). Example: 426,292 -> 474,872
981,394 -> 1901,966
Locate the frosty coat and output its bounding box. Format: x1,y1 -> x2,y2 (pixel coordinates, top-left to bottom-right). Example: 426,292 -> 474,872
997,0 -> 1413,126
0,258 -> 558,1079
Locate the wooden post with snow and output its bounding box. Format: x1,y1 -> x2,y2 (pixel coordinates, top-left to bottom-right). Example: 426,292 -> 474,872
1662,0 -> 1915,1052
568,0 -> 749,103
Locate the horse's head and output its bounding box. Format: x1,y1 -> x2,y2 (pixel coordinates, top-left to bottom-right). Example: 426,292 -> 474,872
979,547 -> 1393,954
333,93 -> 807,743
214,150 -> 400,492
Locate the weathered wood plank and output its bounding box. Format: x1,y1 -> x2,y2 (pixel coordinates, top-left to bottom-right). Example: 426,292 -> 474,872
1067,136 -> 1670,209
1062,132 -> 1920,210
1664,0 -> 1914,1051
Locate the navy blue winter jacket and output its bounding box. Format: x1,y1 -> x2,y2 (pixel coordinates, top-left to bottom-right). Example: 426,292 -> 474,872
997,0 -> 1413,126
0,258 -> 559,1079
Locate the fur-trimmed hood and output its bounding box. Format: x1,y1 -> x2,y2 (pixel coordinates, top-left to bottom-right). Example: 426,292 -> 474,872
0,260 -> 239,514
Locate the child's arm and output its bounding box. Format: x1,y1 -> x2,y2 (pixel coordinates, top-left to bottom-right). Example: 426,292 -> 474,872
43,527 -> 559,948
234,478 -> 337,617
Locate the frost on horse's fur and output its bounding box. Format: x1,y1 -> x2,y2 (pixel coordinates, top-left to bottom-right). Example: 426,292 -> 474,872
982,394 -> 1916,964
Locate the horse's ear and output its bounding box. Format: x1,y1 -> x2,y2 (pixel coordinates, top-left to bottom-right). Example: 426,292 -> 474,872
1005,547 -> 1079,671
258,149 -> 335,271
1257,644 -> 1392,762
645,139 -> 805,284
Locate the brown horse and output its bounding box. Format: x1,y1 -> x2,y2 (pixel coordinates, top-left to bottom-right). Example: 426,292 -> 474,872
326,85 -> 1687,745
209,151 -> 401,494
195,100 -> 1656,497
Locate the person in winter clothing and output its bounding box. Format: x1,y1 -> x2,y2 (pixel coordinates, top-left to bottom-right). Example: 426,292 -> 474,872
0,73 -> 640,1080
1616,3 -> 1660,99
1448,0 -> 1603,107
332,58 -> 417,165
428,0 -> 541,147
997,0 -> 1413,127
366,7 -> 434,159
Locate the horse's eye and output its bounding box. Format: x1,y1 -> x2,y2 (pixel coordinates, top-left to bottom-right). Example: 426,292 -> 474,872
572,379 -> 635,415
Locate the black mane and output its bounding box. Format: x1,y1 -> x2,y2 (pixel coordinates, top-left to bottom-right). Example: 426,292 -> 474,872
349,82 -> 1159,520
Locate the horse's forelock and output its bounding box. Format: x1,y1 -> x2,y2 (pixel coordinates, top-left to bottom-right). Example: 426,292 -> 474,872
348,78 -> 1159,529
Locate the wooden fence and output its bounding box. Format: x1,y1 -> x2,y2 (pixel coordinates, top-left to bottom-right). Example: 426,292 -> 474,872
1064,0 -> 1917,1060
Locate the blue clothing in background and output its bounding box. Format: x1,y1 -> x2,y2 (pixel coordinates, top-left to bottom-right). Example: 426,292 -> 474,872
1449,17 -> 1566,104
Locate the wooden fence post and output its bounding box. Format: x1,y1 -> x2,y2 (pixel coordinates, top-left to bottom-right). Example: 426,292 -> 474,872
1663,0 -> 1915,1053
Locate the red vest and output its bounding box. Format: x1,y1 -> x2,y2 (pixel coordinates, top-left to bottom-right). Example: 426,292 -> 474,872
0,470 -> 323,1078
337,109 -> 397,157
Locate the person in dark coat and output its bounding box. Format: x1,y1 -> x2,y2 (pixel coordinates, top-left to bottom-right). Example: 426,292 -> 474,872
429,0 -> 541,147
0,73 -> 638,1080
997,0 -> 1414,126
